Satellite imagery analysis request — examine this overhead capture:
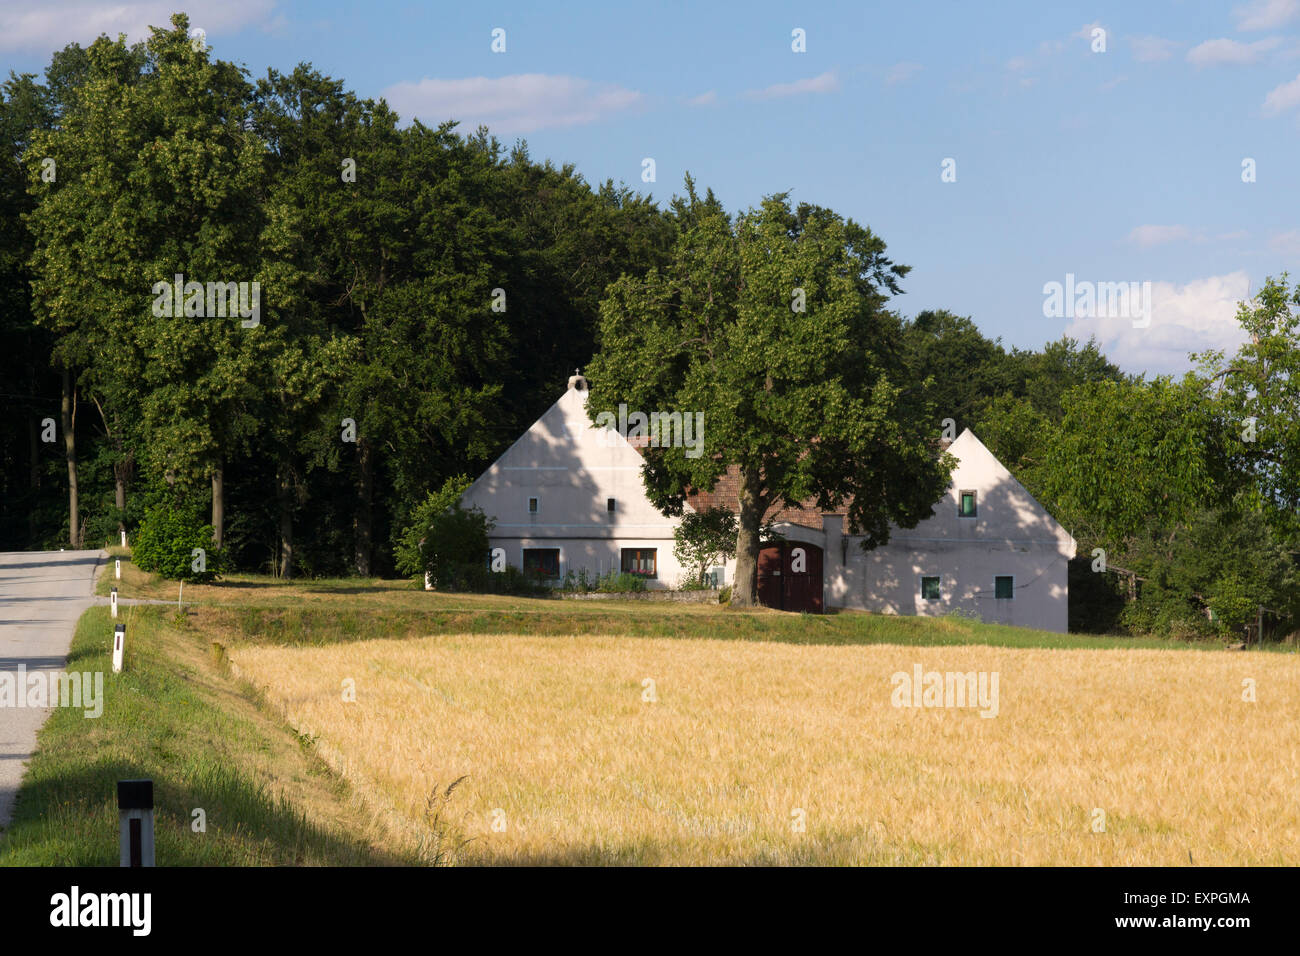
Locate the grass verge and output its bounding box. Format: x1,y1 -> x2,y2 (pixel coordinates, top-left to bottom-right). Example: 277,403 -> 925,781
0,603 -> 429,865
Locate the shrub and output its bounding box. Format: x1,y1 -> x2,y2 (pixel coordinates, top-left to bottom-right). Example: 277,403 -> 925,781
559,568 -> 596,593
673,507 -> 737,587
489,564 -> 550,597
595,571 -> 647,593
131,505 -> 221,582
395,477 -> 492,590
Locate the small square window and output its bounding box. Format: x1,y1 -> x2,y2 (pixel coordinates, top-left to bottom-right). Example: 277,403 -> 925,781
921,576 -> 941,600
607,498 -> 616,513
995,576 -> 1014,600
958,490 -> 977,518
528,497 -> 538,514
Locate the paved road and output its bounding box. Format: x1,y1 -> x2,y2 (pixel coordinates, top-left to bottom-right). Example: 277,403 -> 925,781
0,550 -> 104,829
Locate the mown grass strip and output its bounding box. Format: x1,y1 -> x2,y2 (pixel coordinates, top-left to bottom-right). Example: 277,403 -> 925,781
201,601 -> 1270,652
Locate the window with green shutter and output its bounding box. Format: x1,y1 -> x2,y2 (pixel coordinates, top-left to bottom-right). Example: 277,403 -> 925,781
995,575 -> 1013,600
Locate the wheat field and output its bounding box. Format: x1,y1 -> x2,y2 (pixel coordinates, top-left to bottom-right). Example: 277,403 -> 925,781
229,634 -> 1300,865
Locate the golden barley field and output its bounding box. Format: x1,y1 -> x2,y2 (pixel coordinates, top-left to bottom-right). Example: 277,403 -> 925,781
229,634 -> 1300,865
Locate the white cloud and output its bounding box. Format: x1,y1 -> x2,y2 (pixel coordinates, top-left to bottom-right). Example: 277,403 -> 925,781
1234,0 -> 1300,30
746,71 -> 840,100
0,0 -> 275,53
1099,75 -> 1128,92
1064,272 -> 1253,375
1262,72 -> 1300,113
1127,224 -> 1195,247
381,74 -> 644,134
1129,35 -> 1179,62
1218,229 -> 1250,240
1186,36 -> 1282,67
1073,21 -> 1106,44
1268,229 -> 1300,254
685,90 -> 717,106
885,62 -> 923,86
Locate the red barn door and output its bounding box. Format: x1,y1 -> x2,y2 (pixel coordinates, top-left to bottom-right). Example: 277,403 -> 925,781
756,542 -> 823,613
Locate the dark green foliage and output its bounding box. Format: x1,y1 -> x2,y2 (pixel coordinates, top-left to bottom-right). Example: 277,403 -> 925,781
132,504 -> 222,582
2,18 -> 672,568
1067,557 -> 1127,634
394,476 -> 500,592
1118,506 -> 1298,640
595,571 -> 648,593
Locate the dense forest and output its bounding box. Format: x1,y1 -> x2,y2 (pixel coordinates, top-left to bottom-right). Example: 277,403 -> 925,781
2,15 -> 1295,638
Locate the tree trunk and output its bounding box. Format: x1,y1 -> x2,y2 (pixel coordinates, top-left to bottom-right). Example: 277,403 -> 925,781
731,466 -> 764,607
277,466 -> 293,579
28,415 -> 40,489
61,367 -> 79,548
211,462 -> 224,548
354,438 -> 373,576
114,451 -> 129,532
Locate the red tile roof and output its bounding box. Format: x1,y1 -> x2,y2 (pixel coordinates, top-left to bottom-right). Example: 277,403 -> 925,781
627,435 -> 954,530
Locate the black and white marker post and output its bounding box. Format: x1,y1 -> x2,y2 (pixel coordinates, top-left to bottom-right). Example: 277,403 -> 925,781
110,586 -> 118,619
112,623 -> 125,673
117,779 -> 155,867
115,558 -> 121,580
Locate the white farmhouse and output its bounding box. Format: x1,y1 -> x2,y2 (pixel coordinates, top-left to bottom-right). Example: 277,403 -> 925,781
459,373 -> 1077,632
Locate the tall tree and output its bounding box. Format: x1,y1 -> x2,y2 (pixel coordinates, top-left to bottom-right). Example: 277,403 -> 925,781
0,72 -> 56,547
1196,274 -> 1300,547
902,309 -> 1015,434
127,15 -> 267,548
587,183 -> 952,606
25,34 -> 151,546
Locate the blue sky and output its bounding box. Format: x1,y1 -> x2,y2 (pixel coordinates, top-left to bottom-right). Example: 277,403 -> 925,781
5,1 -> 1300,375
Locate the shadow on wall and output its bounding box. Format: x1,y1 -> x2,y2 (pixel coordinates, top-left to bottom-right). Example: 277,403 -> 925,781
840,465 -> 1075,630
468,399 -> 683,586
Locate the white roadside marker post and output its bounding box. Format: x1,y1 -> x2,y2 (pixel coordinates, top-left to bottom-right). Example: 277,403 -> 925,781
110,587 -> 118,619
112,623 -> 125,673
120,530 -> 126,547
115,559 -> 121,580
117,780 -> 155,867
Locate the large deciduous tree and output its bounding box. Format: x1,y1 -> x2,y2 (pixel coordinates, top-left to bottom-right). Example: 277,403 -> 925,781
1196,274 -> 1300,547
25,34 -> 150,545
586,182 -> 952,606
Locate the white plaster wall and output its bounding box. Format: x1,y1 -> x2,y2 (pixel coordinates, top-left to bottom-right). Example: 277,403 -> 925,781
459,384 -> 692,588
824,430 -> 1075,633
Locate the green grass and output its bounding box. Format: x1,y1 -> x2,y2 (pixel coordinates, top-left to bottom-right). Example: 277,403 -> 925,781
177,578 -> 1298,652
0,604 -> 423,865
